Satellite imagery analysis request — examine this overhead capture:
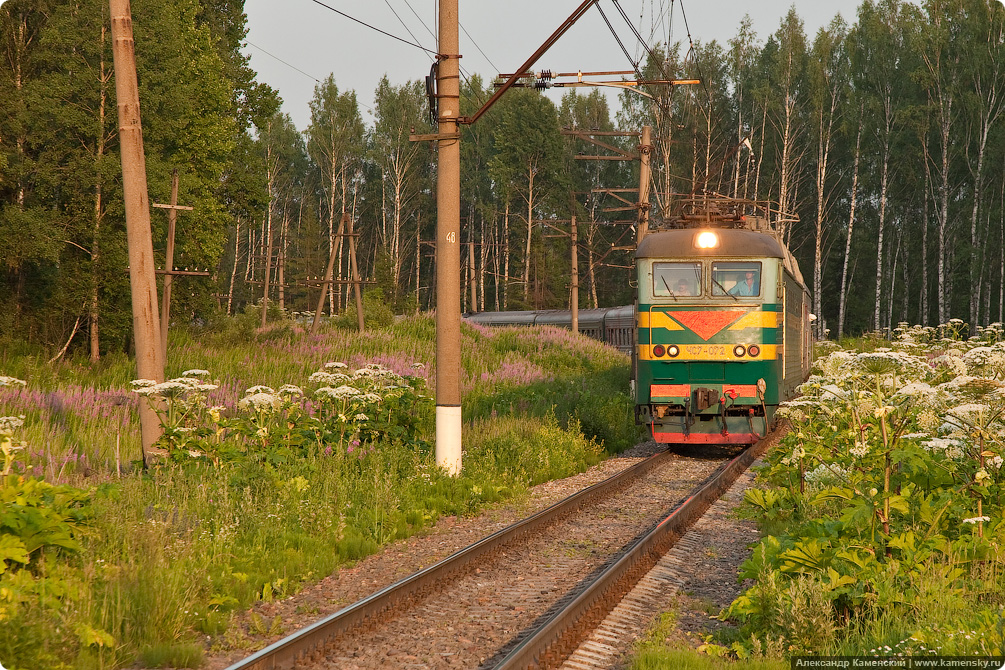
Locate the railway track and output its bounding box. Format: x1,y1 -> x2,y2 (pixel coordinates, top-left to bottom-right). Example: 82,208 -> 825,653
223,437 -> 772,670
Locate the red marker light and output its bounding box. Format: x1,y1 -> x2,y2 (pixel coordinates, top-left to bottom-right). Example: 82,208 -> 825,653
653,344 -> 666,357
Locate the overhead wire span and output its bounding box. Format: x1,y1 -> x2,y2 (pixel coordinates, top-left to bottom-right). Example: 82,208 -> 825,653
400,0 -> 437,42
675,0 -> 714,104
246,42 -> 376,114
306,0 -> 437,54
383,0 -> 434,62
460,22 -> 501,74
596,3 -> 642,77
595,0 -> 673,120
612,0 -> 673,83
246,40 -> 321,82
387,0 -> 490,105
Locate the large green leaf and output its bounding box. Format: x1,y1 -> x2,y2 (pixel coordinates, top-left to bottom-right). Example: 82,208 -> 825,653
0,534 -> 29,574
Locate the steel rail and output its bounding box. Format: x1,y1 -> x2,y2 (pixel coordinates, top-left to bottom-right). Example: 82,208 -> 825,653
493,438 -> 770,670
223,448 -> 675,670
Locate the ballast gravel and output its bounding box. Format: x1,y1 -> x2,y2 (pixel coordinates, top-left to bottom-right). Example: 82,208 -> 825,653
185,439 -> 766,670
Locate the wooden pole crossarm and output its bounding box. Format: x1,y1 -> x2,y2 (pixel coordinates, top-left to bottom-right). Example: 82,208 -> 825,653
575,155 -> 636,161
564,132 -> 635,158
563,131 -> 641,137
155,269 -> 210,277
245,280 -> 297,287
301,279 -> 377,286
152,203 -> 194,211
409,131 -> 460,142
603,191 -> 637,207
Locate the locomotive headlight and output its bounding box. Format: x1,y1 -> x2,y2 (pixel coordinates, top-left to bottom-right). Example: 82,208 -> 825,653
652,344 -> 666,357
667,345 -> 680,357
733,345 -> 746,357
695,231 -> 719,249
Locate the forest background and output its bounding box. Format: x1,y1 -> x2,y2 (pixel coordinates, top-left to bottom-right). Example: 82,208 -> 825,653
2,0 -> 1005,359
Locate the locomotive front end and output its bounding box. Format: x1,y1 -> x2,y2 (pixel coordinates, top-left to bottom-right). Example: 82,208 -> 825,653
635,227 -> 796,445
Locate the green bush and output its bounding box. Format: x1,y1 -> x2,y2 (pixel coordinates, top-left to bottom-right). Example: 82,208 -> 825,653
334,287 -> 395,329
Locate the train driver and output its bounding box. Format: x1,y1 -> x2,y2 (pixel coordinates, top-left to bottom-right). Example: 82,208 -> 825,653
729,269 -> 759,296
675,278 -> 691,296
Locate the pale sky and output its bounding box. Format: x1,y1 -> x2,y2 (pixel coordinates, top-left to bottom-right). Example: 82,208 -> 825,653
243,1 -> 864,131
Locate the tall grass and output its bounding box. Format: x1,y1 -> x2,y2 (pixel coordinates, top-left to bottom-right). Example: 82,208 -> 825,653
0,312 -> 638,669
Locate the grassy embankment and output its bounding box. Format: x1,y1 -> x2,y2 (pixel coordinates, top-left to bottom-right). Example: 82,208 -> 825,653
0,304 -> 640,670
631,321 -> 1005,668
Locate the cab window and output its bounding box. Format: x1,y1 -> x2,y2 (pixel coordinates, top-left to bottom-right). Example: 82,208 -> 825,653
653,262 -> 701,298
712,261 -> 762,297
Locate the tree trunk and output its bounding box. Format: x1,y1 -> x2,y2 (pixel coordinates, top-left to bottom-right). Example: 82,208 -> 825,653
261,208 -> 273,328
754,103 -> 767,199
874,128 -> 891,332
228,218 -> 240,315
246,227 -> 254,283
887,231 -> 900,331
278,210 -> 288,311
936,98 -> 952,325
523,160 -> 535,303
479,210 -> 487,312
89,30 -> 108,363
922,144 -> 931,326
413,210 -> 420,311
504,199 -> 510,310
813,88 -> 836,339
838,109 -> 863,340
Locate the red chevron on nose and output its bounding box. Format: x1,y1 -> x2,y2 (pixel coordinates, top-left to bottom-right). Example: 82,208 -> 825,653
667,310 -> 746,340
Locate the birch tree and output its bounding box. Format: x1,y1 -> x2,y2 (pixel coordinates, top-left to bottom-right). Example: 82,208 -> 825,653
371,76 -> 431,303
808,18 -> 849,337
489,89 -> 564,307
306,75 -> 364,314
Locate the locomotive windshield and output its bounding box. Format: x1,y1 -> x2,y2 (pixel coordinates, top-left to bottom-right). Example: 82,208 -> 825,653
712,261 -> 762,297
653,262 -> 701,298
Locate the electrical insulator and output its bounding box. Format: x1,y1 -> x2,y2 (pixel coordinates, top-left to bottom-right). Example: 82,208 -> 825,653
538,69 -> 553,81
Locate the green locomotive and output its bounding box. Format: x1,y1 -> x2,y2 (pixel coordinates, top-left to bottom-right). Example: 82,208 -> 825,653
634,202 -> 811,445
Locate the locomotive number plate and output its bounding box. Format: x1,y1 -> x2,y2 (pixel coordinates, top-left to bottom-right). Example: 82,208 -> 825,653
679,344 -> 734,360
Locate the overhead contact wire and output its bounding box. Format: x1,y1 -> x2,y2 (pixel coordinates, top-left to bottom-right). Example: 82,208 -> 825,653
596,1 -> 672,123
383,0 -> 434,61
246,40 -> 320,82
596,3 -> 642,78
307,0 -> 437,54
677,0 -> 714,104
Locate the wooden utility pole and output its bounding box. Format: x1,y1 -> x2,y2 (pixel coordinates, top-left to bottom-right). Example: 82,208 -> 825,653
468,241 -> 477,313
416,0 -> 603,476
436,0 -> 462,475
310,213 -> 366,334
311,213 -> 345,334
347,215 -> 365,332
571,215 -> 579,333
110,0 -> 163,462
637,125 -> 652,243
152,169 -> 193,360
260,217 -> 274,328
